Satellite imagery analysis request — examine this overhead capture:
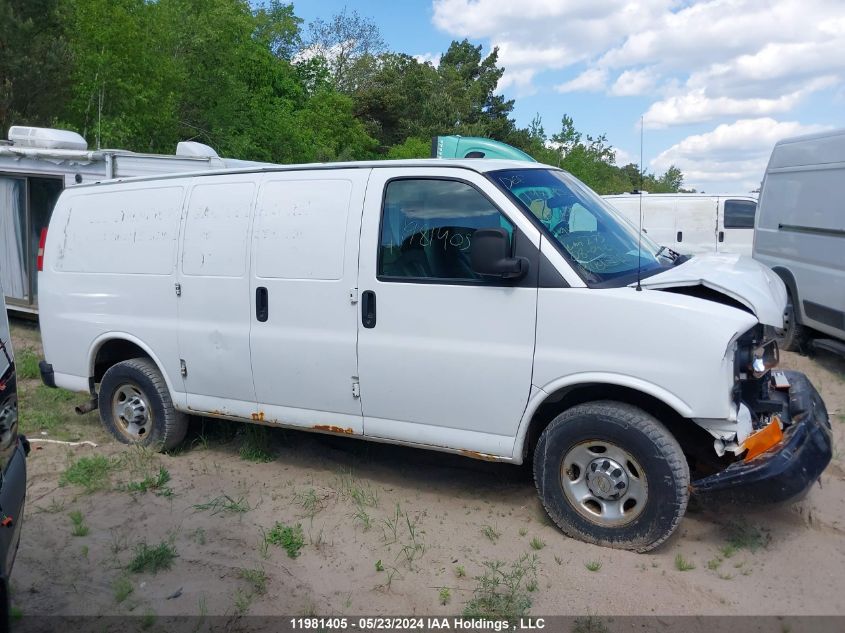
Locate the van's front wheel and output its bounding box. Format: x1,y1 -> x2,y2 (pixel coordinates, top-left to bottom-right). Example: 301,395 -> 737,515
533,401 -> 689,552
98,358 -> 188,452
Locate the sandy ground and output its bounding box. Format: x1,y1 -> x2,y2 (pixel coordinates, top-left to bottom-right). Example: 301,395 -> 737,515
6,319 -> 845,621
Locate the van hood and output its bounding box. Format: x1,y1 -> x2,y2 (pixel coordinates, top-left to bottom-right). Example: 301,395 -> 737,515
633,254 -> 787,327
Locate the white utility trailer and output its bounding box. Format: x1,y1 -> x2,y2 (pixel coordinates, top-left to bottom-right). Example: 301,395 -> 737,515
0,126 -> 265,313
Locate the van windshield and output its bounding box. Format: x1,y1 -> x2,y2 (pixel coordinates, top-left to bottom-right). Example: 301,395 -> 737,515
490,168 -> 671,285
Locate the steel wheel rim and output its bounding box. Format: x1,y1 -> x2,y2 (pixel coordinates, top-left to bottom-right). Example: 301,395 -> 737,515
560,440 -> 648,526
111,383 -> 153,440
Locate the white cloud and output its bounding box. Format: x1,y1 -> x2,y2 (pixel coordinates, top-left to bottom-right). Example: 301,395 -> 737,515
413,52 -> 442,66
609,67 -> 660,96
556,68 -> 608,93
650,118 -> 831,191
432,0 -> 845,126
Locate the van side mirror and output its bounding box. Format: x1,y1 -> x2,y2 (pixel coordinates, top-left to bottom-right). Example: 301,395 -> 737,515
470,228 -> 528,279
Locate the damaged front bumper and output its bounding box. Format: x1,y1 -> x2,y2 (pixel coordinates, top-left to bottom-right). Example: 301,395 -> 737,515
691,370 -> 832,504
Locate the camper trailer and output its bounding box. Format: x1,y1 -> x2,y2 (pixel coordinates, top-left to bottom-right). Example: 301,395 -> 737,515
0,125 -> 265,313
602,193 -> 758,256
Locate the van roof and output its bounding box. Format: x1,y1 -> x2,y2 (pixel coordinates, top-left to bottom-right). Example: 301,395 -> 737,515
68,158 -> 552,188
769,127 -> 845,169
602,193 -> 755,199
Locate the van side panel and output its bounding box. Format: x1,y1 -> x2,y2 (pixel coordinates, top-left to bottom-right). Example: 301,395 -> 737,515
39,184 -> 186,397
754,163 -> 845,338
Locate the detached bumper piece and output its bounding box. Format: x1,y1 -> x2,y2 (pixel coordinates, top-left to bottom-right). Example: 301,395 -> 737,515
38,360 -> 55,388
692,371 -> 832,504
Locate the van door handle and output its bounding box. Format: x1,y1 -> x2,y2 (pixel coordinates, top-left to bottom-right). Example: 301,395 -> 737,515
718,230 -> 725,242
676,231 -> 683,242
256,287 -> 269,322
361,290 -> 376,329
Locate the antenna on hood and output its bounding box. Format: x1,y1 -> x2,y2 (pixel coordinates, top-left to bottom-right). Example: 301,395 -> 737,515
635,115 -> 644,291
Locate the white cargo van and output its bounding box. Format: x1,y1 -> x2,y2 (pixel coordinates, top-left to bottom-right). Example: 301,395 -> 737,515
754,129 -> 845,354
603,193 -> 758,256
37,160 -> 831,551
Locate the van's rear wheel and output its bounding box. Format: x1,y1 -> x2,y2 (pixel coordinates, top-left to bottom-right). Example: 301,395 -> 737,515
98,358 -> 188,452
533,401 -> 689,552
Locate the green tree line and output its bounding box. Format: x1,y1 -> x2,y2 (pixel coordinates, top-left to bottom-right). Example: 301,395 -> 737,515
0,0 -> 687,193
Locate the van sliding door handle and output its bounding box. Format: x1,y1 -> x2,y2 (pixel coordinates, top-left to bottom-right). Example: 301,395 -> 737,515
718,230 -> 725,242
361,290 -> 376,329
676,230 -> 683,242
256,287 -> 269,322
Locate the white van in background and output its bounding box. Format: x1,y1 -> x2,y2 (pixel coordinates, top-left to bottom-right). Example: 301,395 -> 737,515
37,159 -> 831,552
753,129 -> 845,354
603,193 -> 758,256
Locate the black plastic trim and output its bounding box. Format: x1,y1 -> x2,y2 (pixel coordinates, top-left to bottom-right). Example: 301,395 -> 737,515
778,223 -> 845,238
38,360 -> 55,388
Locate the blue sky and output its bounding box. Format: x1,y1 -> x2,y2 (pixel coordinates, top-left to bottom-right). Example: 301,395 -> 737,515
293,0 -> 844,193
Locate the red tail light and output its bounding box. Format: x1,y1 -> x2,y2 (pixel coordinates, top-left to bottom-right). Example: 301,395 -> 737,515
37,227 -> 48,272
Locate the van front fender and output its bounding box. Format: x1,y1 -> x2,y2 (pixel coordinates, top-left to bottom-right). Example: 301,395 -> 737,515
511,373 -> 694,464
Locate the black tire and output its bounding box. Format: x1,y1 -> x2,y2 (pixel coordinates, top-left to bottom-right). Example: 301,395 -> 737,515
533,401 -> 689,552
98,358 -> 188,452
777,289 -> 805,352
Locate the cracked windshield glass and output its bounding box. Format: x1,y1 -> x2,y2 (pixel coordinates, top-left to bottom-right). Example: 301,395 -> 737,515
491,168 -> 673,284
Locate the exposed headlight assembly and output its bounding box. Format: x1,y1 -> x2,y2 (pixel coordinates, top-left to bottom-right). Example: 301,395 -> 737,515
738,339 -> 779,379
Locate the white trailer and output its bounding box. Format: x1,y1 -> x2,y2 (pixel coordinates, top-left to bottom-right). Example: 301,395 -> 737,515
0,126 -> 266,313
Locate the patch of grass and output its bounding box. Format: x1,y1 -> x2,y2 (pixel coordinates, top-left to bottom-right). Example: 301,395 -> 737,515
294,488 -> 324,521
518,527 -> 527,537
18,384 -> 79,438
706,557 -> 723,571
60,455 -> 117,492
572,615 -> 610,633
719,544 -> 738,558
113,576 -> 133,603
127,541 -> 177,574
585,560 -> 602,572
125,466 -> 172,496
15,348 -> 40,380
239,425 -> 274,463
554,555 -> 563,565
69,510 -> 89,537
455,565 -> 466,578
190,527 -> 207,545
239,568 -> 268,595
718,571 -> 735,580
353,505 -> 373,531
529,537 -> 545,550
375,559 -> 384,572
193,495 -> 250,515
724,521 -> 769,553
481,524 -> 501,543
674,553 -> 695,571
234,588 -> 252,614
439,587 -> 451,605
463,554 -> 538,621
10,606 -> 22,621
44,498 -> 67,514
141,611 -> 155,630
265,522 -> 304,558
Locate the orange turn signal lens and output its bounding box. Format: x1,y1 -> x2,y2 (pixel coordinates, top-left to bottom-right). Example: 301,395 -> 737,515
743,417 -> 784,461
